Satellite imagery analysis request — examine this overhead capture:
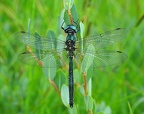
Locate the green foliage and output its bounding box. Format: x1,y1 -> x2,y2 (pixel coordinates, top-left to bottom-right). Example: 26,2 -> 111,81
64,4 -> 79,25
42,55 -> 57,80
61,84 -> 69,107
80,21 -> 85,39
1,0 -> 144,114
84,95 -> 94,111
81,44 -> 95,73
95,102 -> 112,114
63,0 -> 74,10
68,105 -> 77,114
54,70 -> 66,90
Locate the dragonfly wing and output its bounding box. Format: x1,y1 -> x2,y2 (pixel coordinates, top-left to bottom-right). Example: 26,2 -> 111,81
16,31 -> 68,68
18,50 -> 68,68
76,50 -> 127,68
16,31 -> 66,51
76,28 -> 127,51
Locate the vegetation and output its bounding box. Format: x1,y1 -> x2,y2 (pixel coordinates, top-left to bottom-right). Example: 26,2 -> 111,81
0,0 -> 144,113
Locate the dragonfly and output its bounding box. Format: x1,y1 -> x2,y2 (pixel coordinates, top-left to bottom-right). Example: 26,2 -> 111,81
16,22 -> 127,108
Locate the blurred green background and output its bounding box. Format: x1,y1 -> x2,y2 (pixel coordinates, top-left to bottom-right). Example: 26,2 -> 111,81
0,0 -> 144,114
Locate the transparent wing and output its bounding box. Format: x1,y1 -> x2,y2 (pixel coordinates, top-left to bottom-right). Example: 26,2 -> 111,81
76,50 -> 127,68
18,50 -> 68,68
16,31 -> 66,51
16,31 -> 68,68
76,28 -> 127,51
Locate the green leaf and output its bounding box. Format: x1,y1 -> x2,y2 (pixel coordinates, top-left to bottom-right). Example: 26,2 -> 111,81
63,0 -> 74,10
47,30 -> 56,38
96,102 -> 106,111
53,70 -> 66,90
128,101 -> 133,114
132,97 -> 144,112
64,4 -> 79,25
80,21 -> 85,39
97,112 -> 105,114
61,84 -> 69,107
95,102 -> 112,114
34,32 -> 43,56
27,18 -> 31,33
56,34 -> 65,53
80,86 -> 85,95
68,105 -> 77,114
46,30 -> 57,51
70,4 -> 79,22
42,30 -> 57,80
84,96 -> 93,111
74,69 -> 81,84
87,65 -> 94,81
59,9 -> 65,32
79,22 -> 84,53
81,44 -> 95,72
42,54 -> 56,80
103,106 -> 111,114
47,30 -> 56,44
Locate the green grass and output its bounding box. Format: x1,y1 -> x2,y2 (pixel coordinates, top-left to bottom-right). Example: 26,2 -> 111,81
0,0 -> 144,114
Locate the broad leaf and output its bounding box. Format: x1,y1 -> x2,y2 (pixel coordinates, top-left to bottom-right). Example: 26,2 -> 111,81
95,102 -> 112,114
80,21 -> 85,39
80,86 -> 85,95
42,54 -> 56,80
79,22 -> 85,53
64,4 -> 79,25
61,84 -> 69,107
47,30 -> 56,49
63,0 -> 74,10
84,96 -> 93,111
97,112 -> 105,114
81,44 -> 95,72
27,18 -> 31,33
68,105 -> 77,114
74,69 -> 81,84
56,34 -> 65,53
53,70 -> 66,90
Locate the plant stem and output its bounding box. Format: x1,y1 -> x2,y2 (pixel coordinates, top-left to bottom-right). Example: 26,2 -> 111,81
26,46 -> 43,67
135,14 -> 144,27
82,72 -> 87,95
26,46 -> 60,96
88,110 -> 92,114
67,9 -> 74,25
49,79 -> 61,96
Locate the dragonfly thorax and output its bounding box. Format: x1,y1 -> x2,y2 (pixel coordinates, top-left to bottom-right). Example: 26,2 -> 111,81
65,39 -> 76,57
66,34 -> 76,43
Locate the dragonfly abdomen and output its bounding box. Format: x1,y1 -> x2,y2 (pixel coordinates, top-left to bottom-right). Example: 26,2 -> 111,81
69,56 -> 74,108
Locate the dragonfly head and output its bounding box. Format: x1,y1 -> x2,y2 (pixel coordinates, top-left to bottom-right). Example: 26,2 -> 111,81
64,25 -> 77,34
61,20 -> 80,34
